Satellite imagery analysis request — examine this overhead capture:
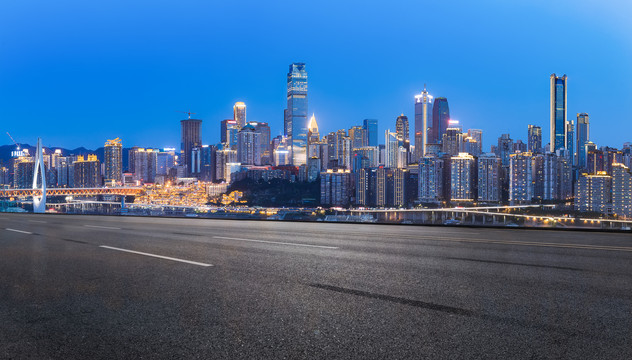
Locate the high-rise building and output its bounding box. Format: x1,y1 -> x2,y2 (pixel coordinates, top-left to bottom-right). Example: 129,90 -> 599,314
352,147 -> 379,169
237,124 -> 261,166
576,113 -> 590,168
132,148 -> 158,183
395,114 -> 409,146
477,153 -> 501,203
250,121 -> 271,165
550,74 -> 568,152
442,127 -> 463,156
362,119 -> 378,147
566,120 -> 575,166
612,163 -> 632,219
307,114 -> 320,145
497,134 -> 514,167
414,85 -> 433,160
527,125 -> 542,153
432,97 -> 450,145
384,130 -> 398,168
418,155 -> 444,204
156,150 -> 176,176
214,148 -> 237,182
181,118 -> 202,176
233,102 -> 246,129
556,152 -> 573,201
320,169 -> 353,206
450,153 -> 476,202
575,172 -> 612,214
513,140 -> 527,153
104,138 -> 122,186
356,167 -> 377,207
509,152 -> 533,204
13,156 -> 34,189
0,166 -> 9,186
349,126 -> 365,150
285,63 -> 308,166
221,119 -> 239,146
73,155 -> 101,188
467,129 -> 483,155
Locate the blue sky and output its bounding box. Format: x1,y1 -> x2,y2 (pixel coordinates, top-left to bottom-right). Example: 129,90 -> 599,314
1,0 -> 631,150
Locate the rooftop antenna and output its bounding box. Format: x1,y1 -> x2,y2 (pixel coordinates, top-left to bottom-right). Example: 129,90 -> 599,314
177,111 -> 197,119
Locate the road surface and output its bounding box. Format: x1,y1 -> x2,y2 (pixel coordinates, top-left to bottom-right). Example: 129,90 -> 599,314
1,213 -> 631,359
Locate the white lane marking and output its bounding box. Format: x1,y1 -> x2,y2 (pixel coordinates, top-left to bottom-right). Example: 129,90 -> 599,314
99,245 -> 213,267
213,236 -> 339,249
28,220 -> 47,223
84,225 -> 121,230
5,228 -> 33,235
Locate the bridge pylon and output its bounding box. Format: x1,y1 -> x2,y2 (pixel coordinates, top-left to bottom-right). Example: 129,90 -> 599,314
32,138 -> 46,213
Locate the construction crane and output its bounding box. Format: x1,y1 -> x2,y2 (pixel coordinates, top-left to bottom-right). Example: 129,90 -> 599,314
177,111 -> 196,119
6,132 -> 20,150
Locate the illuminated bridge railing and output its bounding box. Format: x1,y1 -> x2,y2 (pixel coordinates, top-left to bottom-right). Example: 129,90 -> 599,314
0,188 -> 144,197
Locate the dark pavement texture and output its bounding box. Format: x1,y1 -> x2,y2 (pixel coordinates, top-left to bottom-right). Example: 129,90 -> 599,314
1,213 -> 631,359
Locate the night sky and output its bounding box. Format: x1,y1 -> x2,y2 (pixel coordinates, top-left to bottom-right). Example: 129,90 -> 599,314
1,0 -> 630,150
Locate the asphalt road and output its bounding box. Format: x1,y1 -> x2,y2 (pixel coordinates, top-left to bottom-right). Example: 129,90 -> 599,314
1,213 -> 631,359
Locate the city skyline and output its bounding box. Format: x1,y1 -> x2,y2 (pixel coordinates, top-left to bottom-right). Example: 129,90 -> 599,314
1,1 -> 631,150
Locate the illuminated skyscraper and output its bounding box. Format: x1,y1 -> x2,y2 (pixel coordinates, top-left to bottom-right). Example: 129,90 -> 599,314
251,121 -> 271,165
233,102 -> 246,129
349,126 -> 365,150
497,134 -> 513,167
74,155 -> 101,188
320,169 -> 352,206
576,113 -> 589,168
527,125 -> 542,153
104,138 -> 122,186
575,172 -> 612,213
432,97 -> 450,145
509,152 -> 533,204
442,127 -> 463,156
395,114 -> 409,146
612,163 -> 632,219
450,153 -> 476,202
550,74 -> 567,152
237,124 -> 261,166
362,119 -> 378,147
466,129 -> 483,156
385,130 -> 398,168
566,120 -> 575,166
414,85 -> 433,160
418,155 -> 444,204
307,114 -> 320,145
477,153 -> 502,203
181,117 -> 202,176
285,63 -> 308,166
132,148 -> 157,183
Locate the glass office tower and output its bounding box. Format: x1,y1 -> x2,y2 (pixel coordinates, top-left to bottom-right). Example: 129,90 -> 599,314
363,119 -> 378,147
550,74 -> 567,153
286,63 -> 308,166
414,85 -> 433,161
527,125 -> 542,153
432,97 -> 450,144
576,113 -> 589,169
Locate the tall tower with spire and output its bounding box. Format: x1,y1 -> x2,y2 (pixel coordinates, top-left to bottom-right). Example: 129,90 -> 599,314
414,85 -> 433,161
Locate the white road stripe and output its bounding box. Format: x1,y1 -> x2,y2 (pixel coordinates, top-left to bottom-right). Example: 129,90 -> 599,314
213,236 -> 339,249
6,228 -> 33,235
28,220 -> 47,223
99,245 -> 213,267
84,225 -> 121,230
